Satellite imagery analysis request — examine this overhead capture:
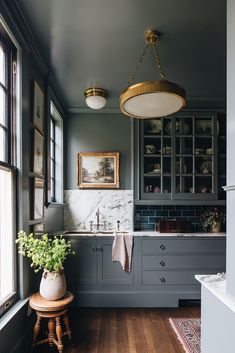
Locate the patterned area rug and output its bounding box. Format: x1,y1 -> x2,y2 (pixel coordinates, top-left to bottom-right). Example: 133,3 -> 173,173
169,318 -> 201,353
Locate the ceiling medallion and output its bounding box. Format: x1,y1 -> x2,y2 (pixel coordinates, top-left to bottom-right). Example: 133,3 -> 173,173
84,87 -> 108,109
120,29 -> 186,119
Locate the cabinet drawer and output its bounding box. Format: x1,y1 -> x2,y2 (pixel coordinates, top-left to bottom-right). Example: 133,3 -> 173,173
142,238 -> 226,254
143,254 -> 226,269
143,270 -> 206,285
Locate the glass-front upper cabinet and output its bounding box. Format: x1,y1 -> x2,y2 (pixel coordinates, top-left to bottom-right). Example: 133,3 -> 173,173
138,112 -> 223,202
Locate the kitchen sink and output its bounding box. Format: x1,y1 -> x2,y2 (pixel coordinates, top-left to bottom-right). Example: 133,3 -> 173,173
64,230 -> 129,235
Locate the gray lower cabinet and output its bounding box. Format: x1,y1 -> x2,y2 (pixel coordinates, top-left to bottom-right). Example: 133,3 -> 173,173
65,235 -> 226,307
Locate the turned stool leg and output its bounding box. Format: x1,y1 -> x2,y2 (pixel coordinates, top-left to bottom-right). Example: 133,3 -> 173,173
55,316 -> 63,353
63,313 -> 72,340
32,314 -> 41,346
48,318 -> 56,347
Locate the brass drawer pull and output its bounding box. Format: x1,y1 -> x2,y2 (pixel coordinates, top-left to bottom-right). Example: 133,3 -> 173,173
160,244 -> 165,250
159,277 -> 166,283
159,261 -> 165,267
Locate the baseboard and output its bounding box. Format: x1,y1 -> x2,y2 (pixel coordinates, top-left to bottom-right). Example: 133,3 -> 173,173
71,291 -> 201,307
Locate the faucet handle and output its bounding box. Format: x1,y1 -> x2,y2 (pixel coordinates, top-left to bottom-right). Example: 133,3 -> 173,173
117,220 -> 120,231
89,221 -> 93,231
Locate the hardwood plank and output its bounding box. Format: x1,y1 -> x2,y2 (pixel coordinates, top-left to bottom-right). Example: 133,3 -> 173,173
33,306 -> 201,353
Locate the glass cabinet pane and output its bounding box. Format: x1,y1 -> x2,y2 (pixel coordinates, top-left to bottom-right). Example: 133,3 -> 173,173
140,113 -> 218,201
142,117 -> 172,198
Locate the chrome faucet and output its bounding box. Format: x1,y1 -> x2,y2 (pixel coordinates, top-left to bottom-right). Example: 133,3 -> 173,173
96,208 -> 100,230
89,208 -> 107,232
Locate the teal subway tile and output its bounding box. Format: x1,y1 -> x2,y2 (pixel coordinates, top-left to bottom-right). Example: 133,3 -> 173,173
142,223 -> 155,230
162,205 -> 175,210
149,205 -> 162,210
143,211 -> 155,216
182,210 -> 195,217
155,211 -> 168,217
169,211 -> 182,217
135,205 -> 148,210
149,217 -> 161,223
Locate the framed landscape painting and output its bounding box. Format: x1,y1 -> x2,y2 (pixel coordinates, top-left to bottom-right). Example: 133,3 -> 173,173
33,129 -> 44,176
78,152 -> 120,189
32,81 -> 44,133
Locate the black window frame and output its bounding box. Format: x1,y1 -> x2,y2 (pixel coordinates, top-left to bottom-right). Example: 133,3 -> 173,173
0,23 -> 18,317
50,115 -> 56,202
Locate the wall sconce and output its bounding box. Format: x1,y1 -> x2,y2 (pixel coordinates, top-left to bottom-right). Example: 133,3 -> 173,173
84,88 -> 108,109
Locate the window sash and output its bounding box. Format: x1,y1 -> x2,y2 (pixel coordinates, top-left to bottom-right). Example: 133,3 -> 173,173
0,25 -> 18,317
50,116 -> 56,201
0,162 -> 17,317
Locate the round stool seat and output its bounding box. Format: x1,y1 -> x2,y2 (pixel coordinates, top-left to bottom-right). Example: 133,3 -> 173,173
30,291 -> 74,312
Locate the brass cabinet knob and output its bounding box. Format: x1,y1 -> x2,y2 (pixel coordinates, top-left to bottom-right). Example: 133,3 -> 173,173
160,244 -> 165,250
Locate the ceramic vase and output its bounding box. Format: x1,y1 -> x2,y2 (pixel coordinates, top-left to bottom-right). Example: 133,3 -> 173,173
39,269 -> 66,300
211,222 -> 221,233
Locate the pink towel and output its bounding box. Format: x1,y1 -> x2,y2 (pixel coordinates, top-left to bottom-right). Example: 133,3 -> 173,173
112,233 -> 133,272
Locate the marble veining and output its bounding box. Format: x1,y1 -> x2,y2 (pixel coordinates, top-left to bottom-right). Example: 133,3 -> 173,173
195,274 -> 235,314
64,189 -> 133,231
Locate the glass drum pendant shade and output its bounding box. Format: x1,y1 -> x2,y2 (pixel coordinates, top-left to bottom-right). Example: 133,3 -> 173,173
120,29 -> 186,119
120,80 -> 186,119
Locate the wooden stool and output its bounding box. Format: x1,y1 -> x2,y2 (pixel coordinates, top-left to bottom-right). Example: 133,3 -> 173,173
29,291 -> 74,353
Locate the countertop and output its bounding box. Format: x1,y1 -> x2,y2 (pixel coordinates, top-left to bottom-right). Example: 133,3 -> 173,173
196,274 -> 235,314
64,230 -> 226,237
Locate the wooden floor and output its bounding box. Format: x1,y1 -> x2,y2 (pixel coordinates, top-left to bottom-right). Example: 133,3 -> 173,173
34,306 -> 200,353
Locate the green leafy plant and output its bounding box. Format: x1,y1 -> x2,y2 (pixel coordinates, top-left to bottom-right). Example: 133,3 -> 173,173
16,231 -> 74,272
201,208 -> 225,231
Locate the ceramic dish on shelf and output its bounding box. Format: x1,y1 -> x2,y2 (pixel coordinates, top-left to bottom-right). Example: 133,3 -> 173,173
200,160 -> 212,174
195,148 -> 204,154
195,120 -> 219,135
145,119 -> 162,134
206,148 -> 213,155
165,121 -> 190,135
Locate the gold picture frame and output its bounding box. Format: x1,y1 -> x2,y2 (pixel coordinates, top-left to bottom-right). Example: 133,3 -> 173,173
32,129 -> 44,176
33,177 -> 44,220
78,152 -> 120,189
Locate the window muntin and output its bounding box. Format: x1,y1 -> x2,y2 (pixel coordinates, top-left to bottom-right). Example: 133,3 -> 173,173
49,102 -> 63,203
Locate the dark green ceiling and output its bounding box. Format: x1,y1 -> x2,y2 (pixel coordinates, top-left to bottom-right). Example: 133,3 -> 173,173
19,0 -> 226,110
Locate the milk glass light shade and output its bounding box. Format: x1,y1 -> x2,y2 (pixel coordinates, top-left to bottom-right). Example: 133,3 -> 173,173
120,80 -> 186,118
84,88 -> 108,109
120,29 -> 186,119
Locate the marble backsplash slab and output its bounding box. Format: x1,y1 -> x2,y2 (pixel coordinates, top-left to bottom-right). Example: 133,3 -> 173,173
64,190 -> 133,231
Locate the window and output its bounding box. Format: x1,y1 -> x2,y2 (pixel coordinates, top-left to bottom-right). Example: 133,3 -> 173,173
50,116 -> 56,201
0,23 -> 17,316
49,102 -> 63,203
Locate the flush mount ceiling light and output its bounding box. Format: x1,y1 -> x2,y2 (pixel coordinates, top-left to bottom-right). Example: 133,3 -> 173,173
120,29 -> 186,119
84,87 -> 108,109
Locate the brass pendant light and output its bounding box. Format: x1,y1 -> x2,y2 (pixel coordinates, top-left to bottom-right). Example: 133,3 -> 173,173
120,29 -> 186,119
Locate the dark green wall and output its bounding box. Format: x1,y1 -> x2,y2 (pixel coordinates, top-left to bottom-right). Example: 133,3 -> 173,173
65,113 -> 133,190
0,1 -> 67,352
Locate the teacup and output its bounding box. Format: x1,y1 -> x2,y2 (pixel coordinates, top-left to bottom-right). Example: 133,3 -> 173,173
145,145 -> 155,154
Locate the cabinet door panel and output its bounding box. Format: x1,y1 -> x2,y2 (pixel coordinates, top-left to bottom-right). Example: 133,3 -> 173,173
65,239 -> 97,289
97,240 -> 134,286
